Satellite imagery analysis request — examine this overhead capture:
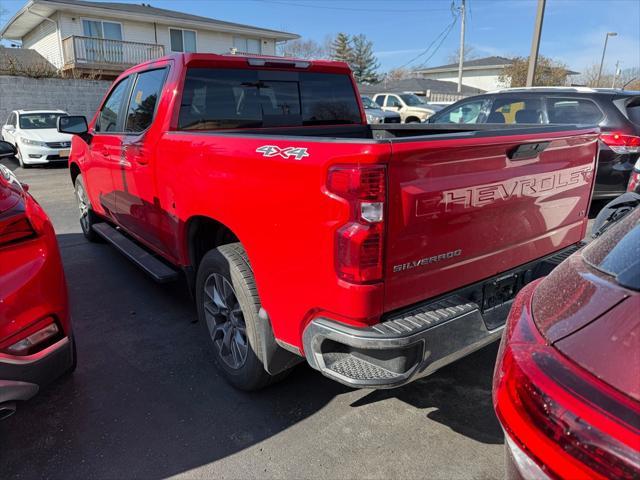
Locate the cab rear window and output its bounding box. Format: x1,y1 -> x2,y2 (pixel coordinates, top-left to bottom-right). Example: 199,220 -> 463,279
178,68 -> 362,130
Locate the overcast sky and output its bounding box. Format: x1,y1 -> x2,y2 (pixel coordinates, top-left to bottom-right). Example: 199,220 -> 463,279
1,0 -> 639,74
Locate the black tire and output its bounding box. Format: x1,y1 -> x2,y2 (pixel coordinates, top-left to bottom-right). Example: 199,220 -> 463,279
74,174 -> 100,242
16,146 -> 30,168
196,243 -> 283,391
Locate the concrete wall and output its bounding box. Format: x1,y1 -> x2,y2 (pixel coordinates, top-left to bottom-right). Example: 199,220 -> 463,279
0,75 -> 111,124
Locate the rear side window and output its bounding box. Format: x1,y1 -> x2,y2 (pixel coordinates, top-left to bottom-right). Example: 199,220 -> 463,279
624,97 -> 640,126
547,97 -> 603,125
432,98 -> 489,124
583,208 -> 640,291
178,68 -> 361,130
489,97 -> 544,124
97,78 -> 130,132
375,95 -> 385,107
125,68 -> 166,133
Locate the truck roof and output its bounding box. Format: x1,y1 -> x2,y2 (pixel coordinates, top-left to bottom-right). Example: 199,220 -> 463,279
120,52 -> 352,77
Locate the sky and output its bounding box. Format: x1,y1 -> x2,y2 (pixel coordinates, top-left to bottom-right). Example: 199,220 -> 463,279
1,0 -> 639,75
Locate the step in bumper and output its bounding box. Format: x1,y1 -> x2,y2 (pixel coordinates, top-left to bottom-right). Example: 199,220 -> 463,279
303,298 -> 502,389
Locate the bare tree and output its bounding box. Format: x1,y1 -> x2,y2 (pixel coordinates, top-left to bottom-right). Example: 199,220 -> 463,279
446,45 -> 477,64
279,38 -> 329,59
385,67 -> 413,81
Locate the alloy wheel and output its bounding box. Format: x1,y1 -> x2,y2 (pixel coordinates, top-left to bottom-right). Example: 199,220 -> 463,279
76,181 -> 90,233
202,273 -> 248,370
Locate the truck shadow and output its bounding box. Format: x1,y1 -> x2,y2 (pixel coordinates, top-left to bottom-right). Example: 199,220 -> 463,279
350,343 -> 503,445
0,232 -> 502,478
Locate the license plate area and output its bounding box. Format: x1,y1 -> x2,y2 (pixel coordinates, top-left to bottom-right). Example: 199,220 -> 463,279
59,149 -> 70,157
482,273 -> 524,311
481,273 -> 526,330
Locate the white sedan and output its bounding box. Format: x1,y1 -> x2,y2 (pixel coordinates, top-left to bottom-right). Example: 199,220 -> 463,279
1,110 -> 73,167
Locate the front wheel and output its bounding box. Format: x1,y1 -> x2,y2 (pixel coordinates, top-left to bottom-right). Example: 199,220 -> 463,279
74,174 -> 100,242
196,243 -> 286,391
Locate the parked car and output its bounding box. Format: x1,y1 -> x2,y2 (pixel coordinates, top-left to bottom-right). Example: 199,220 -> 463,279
1,110 -> 72,168
361,95 -> 401,124
0,141 -> 75,420
493,192 -> 640,480
372,92 -> 436,123
59,53 -> 599,391
429,87 -> 640,200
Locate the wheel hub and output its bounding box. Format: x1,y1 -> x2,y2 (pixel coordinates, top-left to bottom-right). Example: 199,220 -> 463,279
202,273 -> 248,370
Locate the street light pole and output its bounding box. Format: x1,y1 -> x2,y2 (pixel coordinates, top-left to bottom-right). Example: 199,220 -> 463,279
611,60 -> 620,88
597,32 -> 617,87
456,0 -> 466,93
526,0 -> 546,87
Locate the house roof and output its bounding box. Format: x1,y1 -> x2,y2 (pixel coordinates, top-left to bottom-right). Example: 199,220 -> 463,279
1,0 -> 299,41
415,55 -> 580,76
358,77 -> 485,96
0,45 -> 56,74
414,56 -> 514,74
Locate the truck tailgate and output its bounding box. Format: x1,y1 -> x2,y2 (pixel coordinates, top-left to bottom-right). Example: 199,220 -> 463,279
384,128 -> 599,312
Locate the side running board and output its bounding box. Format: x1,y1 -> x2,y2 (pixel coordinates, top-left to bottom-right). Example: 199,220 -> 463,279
92,223 -> 179,283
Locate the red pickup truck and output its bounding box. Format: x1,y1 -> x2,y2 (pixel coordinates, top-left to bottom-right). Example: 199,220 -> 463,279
58,53 -> 599,390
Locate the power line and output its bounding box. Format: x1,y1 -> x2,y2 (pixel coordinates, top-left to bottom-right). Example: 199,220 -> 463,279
416,18 -> 458,69
397,13 -> 458,69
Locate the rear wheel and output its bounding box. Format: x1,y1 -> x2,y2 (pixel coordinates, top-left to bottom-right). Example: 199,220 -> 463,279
196,243 -> 284,391
74,174 -> 100,242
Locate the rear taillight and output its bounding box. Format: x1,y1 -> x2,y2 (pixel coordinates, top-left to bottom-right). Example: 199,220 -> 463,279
600,132 -> 640,154
494,287 -> 640,480
0,211 -> 35,246
327,165 -> 386,283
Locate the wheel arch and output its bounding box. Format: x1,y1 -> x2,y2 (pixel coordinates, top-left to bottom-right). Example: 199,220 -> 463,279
69,161 -> 81,185
183,215 -> 241,270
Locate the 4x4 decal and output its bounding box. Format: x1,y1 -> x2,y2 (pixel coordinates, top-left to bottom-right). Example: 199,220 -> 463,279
256,145 -> 309,161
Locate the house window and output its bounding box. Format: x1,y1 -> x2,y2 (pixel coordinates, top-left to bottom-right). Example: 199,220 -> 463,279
169,28 -> 196,53
233,36 -> 261,54
82,19 -> 122,40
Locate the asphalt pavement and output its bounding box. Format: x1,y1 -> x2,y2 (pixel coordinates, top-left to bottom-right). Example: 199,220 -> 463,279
1,158 -> 517,479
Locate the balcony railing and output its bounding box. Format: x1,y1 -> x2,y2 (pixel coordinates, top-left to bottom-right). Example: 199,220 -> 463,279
62,36 -> 164,69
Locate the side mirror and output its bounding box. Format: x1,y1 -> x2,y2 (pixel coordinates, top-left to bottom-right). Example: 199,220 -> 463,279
58,115 -> 88,135
0,140 -> 17,158
4,125 -> 15,131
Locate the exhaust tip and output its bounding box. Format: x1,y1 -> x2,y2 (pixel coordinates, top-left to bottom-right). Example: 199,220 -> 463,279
0,402 -> 17,421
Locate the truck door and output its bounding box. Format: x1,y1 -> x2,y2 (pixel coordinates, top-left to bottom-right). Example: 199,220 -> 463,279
85,76 -> 132,218
113,67 -> 170,258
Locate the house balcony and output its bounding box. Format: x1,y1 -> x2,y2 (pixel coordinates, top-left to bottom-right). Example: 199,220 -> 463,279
61,36 -> 164,76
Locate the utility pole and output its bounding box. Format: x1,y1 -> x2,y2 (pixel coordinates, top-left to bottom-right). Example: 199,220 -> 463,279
611,60 -> 620,88
526,0 -> 546,87
456,0 -> 466,93
597,32 -> 617,87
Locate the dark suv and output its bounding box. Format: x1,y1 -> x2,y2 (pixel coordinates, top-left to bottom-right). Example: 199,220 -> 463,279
429,88 -> 640,199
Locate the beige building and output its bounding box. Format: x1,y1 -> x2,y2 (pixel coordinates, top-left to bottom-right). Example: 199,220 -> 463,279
0,0 -> 298,77
414,56 -> 515,91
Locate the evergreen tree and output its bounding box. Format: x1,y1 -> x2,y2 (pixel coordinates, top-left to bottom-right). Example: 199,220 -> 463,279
330,32 -> 353,64
351,34 -> 380,84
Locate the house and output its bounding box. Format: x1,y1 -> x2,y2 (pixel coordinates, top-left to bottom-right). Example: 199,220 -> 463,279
413,56 -> 515,91
0,0 -> 299,77
359,77 -> 484,103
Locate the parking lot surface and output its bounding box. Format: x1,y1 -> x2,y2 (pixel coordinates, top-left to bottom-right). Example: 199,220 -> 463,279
2,159 -> 508,479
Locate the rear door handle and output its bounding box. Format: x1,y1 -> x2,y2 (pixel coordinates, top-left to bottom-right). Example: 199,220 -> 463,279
507,142 -> 550,160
